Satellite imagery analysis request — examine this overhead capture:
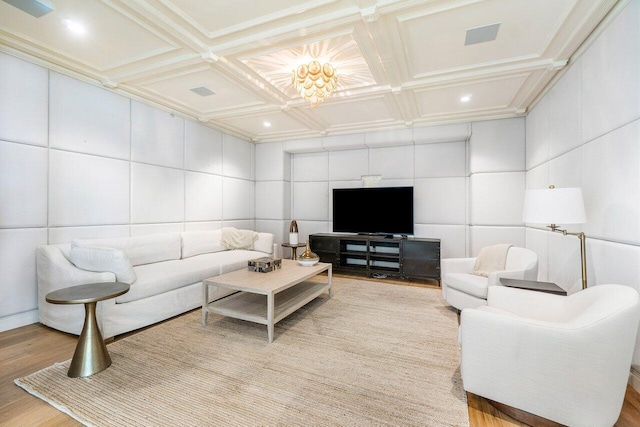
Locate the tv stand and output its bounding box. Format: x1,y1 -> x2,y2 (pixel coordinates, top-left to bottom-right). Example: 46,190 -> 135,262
309,233 -> 440,282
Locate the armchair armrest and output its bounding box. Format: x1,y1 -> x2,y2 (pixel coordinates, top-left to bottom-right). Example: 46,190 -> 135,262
441,257 -> 476,275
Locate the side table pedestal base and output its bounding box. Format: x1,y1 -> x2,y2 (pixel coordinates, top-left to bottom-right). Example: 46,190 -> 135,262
68,302 -> 111,378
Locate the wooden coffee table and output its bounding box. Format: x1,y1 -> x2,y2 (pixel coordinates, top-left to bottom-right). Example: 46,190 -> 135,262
202,259 -> 332,342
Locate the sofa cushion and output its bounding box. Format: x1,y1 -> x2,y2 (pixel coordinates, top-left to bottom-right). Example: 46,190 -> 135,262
444,272 -> 489,299
73,233 -> 181,267
181,230 -> 225,258
210,250 -> 270,274
117,257 -> 222,304
70,246 -> 137,285
254,232 -> 274,255
221,227 -> 258,250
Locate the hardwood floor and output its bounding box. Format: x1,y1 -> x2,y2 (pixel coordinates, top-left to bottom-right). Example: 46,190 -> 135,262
0,323 -> 80,426
2,320 -> 639,426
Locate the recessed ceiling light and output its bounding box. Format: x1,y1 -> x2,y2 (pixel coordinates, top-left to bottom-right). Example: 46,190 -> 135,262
263,121 -> 272,128
460,95 -> 472,103
64,19 -> 85,35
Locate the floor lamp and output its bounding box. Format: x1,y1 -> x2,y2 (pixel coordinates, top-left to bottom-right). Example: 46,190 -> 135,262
522,185 -> 588,290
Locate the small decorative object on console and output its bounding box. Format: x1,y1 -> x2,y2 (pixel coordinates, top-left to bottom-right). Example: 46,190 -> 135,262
289,220 -> 299,245
248,257 -> 282,273
297,241 -> 320,267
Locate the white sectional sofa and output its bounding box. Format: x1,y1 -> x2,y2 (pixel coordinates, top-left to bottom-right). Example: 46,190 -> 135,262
37,229 -> 275,338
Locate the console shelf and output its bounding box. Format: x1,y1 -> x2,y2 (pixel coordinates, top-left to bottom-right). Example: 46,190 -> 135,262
310,233 -> 440,283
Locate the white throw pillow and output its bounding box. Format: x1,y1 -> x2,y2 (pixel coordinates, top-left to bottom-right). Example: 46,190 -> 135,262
70,246 -> 137,284
253,232 -> 275,254
221,227 -> 258,250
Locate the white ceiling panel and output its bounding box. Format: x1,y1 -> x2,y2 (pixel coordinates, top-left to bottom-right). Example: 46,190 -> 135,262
0,0 -> 178,71
398,0 -> 577,78
414,75 -> 528,118
0,0 -> 620,142
139,66 -> 267,113
314,96 -> 397,128
166,0 -> 335,37
242,33 -> 377,99
221,111 -> 312,138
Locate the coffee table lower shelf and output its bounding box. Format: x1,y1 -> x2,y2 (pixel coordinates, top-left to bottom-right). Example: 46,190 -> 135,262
204,281 -> 329,340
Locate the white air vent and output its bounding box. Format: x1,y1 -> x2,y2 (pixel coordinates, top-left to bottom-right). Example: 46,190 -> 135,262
3,0 -> 53,17
190,86 -> 216,97
465,23 -> 500,46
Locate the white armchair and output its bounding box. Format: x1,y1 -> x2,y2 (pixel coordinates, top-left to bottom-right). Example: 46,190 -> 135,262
441,246 -> 538,311
460,285 -> 640,427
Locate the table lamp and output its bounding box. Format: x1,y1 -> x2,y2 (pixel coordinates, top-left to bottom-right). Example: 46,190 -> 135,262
522,185 -> 588,289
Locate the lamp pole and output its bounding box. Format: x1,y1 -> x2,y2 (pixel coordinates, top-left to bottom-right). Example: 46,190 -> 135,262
549,225 -> 587,290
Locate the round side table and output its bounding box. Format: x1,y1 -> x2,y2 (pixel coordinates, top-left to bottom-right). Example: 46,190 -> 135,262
281,242 -> 306,260
46,282 -> 129,378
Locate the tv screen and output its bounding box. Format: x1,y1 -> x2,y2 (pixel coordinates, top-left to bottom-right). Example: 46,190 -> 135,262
333,187 -> 414,235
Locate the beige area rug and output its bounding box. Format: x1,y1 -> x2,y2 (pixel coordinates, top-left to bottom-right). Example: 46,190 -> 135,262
16,277 -> 468,426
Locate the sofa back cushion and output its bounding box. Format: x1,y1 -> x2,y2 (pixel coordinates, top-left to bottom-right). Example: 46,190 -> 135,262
181,230 -> 225,259
72,233 -> 181,266
254,232 -> 274,254
69,246 -> 137,284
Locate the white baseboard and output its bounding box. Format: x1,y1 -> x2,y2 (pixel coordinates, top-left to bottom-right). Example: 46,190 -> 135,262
630,368 -> 640,393
0,309 -> 39,333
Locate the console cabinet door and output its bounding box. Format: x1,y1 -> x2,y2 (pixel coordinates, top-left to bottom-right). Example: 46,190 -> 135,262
401,240 -> 440,280
310,235 -> 338,267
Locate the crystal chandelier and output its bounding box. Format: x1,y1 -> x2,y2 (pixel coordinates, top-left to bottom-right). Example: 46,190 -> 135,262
291,60 -> 338,108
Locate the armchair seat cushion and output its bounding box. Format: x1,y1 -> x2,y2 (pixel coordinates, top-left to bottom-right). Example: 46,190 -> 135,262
441,246 -> 539,311
444,273 -> 489,299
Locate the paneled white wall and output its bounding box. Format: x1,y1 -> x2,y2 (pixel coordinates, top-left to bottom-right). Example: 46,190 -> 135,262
287,141 -> 468,259
0,53 -> 48,146
0,52 -> 255,332
468,117 -> 526,255
49,151 -> 131,226
272,119 -> 526,260
0,141 -> 48,227
525,0 -> 640,372
255,142 -> 292,257
50,73 -> 131,159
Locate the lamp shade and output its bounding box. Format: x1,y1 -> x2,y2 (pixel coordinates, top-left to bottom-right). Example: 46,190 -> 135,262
522,187 -> 586,224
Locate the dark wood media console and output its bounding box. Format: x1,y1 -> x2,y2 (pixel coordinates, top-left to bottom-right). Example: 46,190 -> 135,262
309,233 -> 441,283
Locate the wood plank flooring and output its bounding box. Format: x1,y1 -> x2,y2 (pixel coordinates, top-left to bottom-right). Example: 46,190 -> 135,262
2,317 -> 639,426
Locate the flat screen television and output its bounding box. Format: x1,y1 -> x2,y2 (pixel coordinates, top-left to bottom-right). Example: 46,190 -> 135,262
332,186 -> 414,236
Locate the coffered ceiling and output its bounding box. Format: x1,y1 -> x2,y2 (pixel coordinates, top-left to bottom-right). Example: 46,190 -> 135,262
0,0 -> 618,142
